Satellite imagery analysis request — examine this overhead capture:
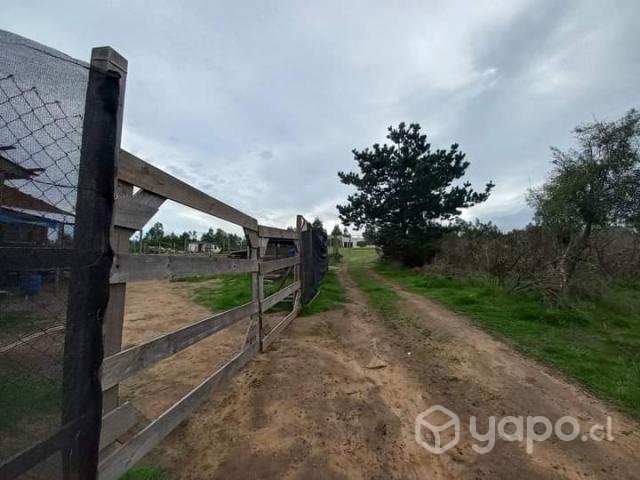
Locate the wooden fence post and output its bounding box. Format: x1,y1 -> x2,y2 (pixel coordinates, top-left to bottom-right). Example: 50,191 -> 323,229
242,229 -> 262,351
101,47 -> 129,414
62,46 -> 127,480
296,215 -> 304,308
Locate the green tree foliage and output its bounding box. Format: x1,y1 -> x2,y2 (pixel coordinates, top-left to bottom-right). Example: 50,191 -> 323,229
528,109 -> 640,291
337,122 -> 494,266
145,222 -> 164,241
200,228 -> 215,243
362,224 -> 377,245
311,217 -> 328,242
138,224 -> 245,253
199,227 -> 245,251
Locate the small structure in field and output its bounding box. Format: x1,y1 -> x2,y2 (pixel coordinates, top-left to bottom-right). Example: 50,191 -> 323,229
341,229 -> 353,248
187,241 -> 221,254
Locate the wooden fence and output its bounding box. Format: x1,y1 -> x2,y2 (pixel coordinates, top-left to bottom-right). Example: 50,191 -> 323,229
91,55 -> 307,479
97,147 -> 308,479
0,41 -> 310,480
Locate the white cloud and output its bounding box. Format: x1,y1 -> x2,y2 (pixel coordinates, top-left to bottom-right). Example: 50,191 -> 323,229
3,0 -> 639,236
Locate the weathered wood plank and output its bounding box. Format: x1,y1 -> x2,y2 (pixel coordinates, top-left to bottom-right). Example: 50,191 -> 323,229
113,190 -> 165,230
103,181 -> 135,414
258,225 -> 298,240
110,254 -> 258,283
1,185 -> 72,215
118,150 -> 258,230
98,343 -> 259,480
101,301 -> 258,390
260,281 -> 300,313
99,402 -> 141,451
262,302 -> 300,351
259,255 -> 299,274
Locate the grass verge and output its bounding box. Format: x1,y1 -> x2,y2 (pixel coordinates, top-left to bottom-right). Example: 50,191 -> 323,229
120,466 -> 167,480
373,258 -> 640,417
300,269 -> 348,316
180,267 -> 348,317
177,273 -> 292,312
0,359 -> 61,432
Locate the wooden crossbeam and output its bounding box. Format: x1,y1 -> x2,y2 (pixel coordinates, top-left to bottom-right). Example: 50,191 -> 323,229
101,301 -> 258,390
258,225 -> 298,240
99,402 -> 141,451
110,254 -> 257,283
118,150 -> 258,230
262,304 -> 300,351
260,281 -> 300,313
98,343 -> 259,480
259,255 -> 299,274
113,189 -> 165,230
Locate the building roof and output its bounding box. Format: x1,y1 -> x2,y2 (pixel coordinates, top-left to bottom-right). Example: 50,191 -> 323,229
0,207 -> 61,228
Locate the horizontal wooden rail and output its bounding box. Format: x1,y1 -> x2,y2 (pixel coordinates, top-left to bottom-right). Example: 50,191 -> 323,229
118,149 -> 258,230
110,254 -> 257,283
261,281 -> 300,313
101,301 -> 258,390
98,343 -> 259,480
99,402 -> 141,451
0,247 -> 77,270
258,225 -> 298,240
259,255 -> 299,274
262,304 -> 300,351
0,415 -> 87,480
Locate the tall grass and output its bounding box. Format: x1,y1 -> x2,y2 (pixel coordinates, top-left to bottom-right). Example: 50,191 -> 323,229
300,269 -> 348,316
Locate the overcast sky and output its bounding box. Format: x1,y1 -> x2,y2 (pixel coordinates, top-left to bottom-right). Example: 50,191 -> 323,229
4,1 -> 639,235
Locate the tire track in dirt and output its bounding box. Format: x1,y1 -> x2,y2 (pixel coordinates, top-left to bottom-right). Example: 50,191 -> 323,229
367,268 -> 640,479
146,267 -> 447,479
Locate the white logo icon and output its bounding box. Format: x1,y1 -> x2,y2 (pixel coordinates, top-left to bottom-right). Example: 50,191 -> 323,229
415,405 -> 460,454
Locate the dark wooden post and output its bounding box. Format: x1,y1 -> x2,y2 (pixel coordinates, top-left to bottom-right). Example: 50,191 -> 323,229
62,46 -> 127,480
297,215 -> 307,304
296,215 -> 304,308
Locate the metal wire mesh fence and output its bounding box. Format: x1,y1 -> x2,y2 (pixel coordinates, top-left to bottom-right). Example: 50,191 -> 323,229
0,30 -> 124,479
0,70 -> 85,478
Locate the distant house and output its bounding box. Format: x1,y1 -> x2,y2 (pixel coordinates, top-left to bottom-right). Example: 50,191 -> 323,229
341,229 -> 353,248
187,241 -> 221,254
351,235 -> 364,246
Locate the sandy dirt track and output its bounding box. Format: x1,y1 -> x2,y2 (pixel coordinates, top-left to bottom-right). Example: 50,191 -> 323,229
123,268 -> 640,479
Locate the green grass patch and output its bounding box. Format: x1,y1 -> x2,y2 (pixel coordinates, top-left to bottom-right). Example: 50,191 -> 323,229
0,310 -> 36,335
348,265 -> 401,329
341,246 -> 379,267
180,273 -> 293,312
120,466 -> 167,480
300,269 -> 348,316
374,260 -> 640,416
190,273 -> 252,311
0,360 -> 61,432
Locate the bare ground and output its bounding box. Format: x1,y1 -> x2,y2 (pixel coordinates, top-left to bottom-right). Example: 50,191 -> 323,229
123,268 -> 640,479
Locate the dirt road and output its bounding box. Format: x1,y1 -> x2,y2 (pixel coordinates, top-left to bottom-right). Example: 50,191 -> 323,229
134,267 -> 640,479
